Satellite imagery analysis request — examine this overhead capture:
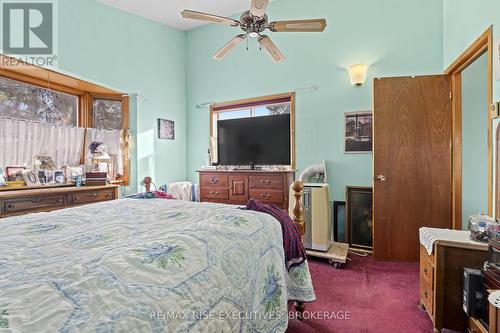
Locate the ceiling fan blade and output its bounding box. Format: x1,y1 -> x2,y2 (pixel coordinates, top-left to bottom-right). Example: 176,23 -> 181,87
269,19 -> 327,32
181,10 -> 240,26
258,36 -> 285,62
250,0 -> 269,17
213,35 -> 246,60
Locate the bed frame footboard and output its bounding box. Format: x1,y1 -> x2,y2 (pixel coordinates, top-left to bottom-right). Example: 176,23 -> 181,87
291,181 -> 306,321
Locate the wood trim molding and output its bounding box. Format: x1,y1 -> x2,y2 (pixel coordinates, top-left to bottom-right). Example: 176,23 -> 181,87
444,26 -> 492,75
446,26 -> 493,229
0,54 -> 120,95
211,92 -> 293,111
209,92 -> 296,168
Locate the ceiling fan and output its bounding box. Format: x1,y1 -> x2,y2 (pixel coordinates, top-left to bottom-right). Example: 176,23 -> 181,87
181,0 -> 327,62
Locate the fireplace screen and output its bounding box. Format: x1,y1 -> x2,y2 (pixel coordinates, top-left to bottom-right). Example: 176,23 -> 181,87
346,187 -> 373,251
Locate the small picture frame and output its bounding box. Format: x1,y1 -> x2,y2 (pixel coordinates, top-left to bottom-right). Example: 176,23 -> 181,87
54,170 -> 65,184
158,119 -> 175,140
46,170 -> 55,184
22,170 -> 40,187
6,166 -> 26,181
65,165 -> 83,181
345,111 -> 373,153
33,155 -> 56,170
38,170 -> 47,184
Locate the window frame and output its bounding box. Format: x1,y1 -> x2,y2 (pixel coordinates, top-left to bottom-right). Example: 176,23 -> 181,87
209,92 -> 296,169
0,56 -> 130,185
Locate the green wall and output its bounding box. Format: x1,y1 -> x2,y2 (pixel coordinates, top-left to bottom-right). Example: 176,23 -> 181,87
442,0 -> 500,224
461,53 -> 489,228
185,0 -> 444,201
443,0 -> 499,99
56,0 -> 187,193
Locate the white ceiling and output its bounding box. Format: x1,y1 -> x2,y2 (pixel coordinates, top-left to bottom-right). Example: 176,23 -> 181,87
97,0 -> 259,31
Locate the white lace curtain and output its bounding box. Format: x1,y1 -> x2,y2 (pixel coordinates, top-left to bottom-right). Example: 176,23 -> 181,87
84,128 -> 124,176
0,117 -> 123,174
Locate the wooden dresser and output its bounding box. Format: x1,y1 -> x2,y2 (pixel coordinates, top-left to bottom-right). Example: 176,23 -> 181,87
0,185 -> 120,218
197,170 -> 295,210
420,241 -> 488,332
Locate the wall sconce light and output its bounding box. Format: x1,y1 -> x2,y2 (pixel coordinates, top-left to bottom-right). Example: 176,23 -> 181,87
348,64 -> 369,86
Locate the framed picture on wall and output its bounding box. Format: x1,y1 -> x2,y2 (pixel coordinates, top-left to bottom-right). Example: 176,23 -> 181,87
345,111 -> 373,153
158,119 -> 175,140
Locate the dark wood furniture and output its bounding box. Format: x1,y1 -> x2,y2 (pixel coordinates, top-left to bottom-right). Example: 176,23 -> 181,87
197,170 -> 295,210
374,76 -> 452,261
0,185 -> 120,218
420,241 -> 488,332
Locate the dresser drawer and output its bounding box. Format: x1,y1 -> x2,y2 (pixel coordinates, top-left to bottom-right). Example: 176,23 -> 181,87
420,252 -> 434,287
69,189 -> 115,205
201,174 -> 229,187
201,188 -> 229,200
420,245 -> 434,265
420,275 -> 434,315
250,189 -> 284,204
249,175 -> 283,189
3,195 -> 66,213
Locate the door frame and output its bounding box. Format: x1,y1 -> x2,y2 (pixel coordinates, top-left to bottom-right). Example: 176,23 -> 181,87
444,26 -> 493,230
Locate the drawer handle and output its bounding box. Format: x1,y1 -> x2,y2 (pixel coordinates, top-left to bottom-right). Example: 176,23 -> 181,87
260,193 -> 271,199
31,198 -> 42,204
261,179 -> 272,185
424,290 -> 428,298
7,203 -> 14,209
210,178 -> 219,183
92,192 -> 98,196
424,267 -> 428,275
57,199 -> 63,203
210,191 -> 219,196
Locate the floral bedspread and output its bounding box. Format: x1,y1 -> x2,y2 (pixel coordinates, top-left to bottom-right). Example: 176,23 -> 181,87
0,199 -> 315,332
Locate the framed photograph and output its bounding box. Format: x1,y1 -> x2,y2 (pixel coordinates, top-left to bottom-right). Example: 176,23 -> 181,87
38,170 -> 47,184
158,119 -> 175,140
22,170 -> 40,187
345,111 -> 373,153
65,165 -> 83,181
6,166 -> 26,181
46,170 -> 55,184
33,155 -> 56,170
54,171 -> 65,184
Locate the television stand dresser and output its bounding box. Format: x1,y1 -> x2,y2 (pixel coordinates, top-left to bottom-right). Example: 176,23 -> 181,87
0,185 -> 120,218
197,170 -> 295,210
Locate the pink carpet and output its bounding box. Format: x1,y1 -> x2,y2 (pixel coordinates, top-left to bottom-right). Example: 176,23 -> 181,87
286,255 -> 435,333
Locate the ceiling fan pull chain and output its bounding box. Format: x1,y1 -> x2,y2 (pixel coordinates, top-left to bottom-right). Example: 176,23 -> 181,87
246,37 -> 249,51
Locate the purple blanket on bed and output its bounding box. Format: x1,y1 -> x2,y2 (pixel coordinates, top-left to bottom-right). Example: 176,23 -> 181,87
245,199 -> 306,270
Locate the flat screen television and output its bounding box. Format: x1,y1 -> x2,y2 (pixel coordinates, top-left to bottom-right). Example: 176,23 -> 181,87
217,114 -> 291,166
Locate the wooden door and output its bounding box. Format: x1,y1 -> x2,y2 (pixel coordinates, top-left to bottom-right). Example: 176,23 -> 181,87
229,176 -> 248,203
373,75 -> 452,261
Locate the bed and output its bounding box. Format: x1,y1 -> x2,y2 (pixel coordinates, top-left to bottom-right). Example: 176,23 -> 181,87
0,189 -> 315,332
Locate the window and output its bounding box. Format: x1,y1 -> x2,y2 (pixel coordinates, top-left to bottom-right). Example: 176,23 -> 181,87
210,93 -> 295,167
217,103 -> 291,121
0,55 -> 130,186
0,76 -> 78,126
93,98 -> 123,130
